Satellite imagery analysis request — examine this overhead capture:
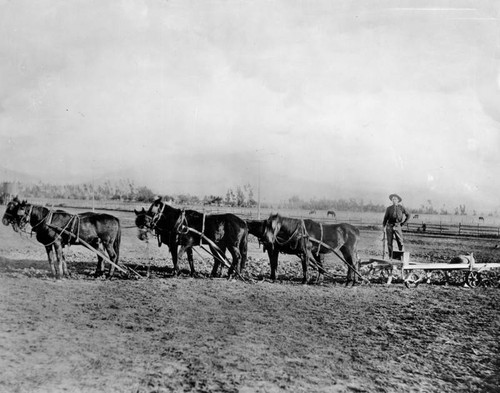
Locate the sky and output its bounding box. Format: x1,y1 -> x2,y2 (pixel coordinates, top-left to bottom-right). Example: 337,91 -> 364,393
0,0 -> 499,211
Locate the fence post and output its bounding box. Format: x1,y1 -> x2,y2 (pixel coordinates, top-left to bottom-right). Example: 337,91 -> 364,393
458,222 -> 461,236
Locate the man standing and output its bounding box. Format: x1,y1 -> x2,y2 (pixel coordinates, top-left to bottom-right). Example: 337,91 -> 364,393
383,194 -> 410,258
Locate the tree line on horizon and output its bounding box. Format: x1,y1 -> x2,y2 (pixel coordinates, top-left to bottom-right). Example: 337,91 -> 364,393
5,180 -> 491,216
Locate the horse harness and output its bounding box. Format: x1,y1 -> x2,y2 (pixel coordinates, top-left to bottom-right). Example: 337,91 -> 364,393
151,203 -> 166,246
273,219 -> 324,256
149,205 -> 208,247
175,209 -> 206,246
22,204 -> 82,246
274,219 -> 310,252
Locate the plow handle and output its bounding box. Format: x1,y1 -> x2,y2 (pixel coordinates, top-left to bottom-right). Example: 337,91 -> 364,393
382,228 -> 386,259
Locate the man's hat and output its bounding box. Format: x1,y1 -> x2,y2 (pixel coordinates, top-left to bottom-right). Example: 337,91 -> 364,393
389,194 -> 402,202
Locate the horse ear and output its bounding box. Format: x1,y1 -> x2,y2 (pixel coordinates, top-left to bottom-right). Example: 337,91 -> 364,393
134,209 -> 139,215
142,207 -> 146,212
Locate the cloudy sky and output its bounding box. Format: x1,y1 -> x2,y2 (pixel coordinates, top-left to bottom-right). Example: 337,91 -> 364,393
1,0 -> 499,211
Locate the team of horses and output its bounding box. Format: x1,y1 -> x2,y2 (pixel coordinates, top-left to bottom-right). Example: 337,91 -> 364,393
2,197 -> 361,285
2,198 -> 121,279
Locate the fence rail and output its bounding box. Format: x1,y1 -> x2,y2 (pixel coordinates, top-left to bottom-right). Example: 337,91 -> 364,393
405,222 -> 500,238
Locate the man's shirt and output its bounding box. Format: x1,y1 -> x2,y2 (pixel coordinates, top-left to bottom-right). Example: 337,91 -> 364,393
383,204 -> 410,226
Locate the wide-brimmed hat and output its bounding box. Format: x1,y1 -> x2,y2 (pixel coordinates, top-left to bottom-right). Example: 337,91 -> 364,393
389,194 -> 402,202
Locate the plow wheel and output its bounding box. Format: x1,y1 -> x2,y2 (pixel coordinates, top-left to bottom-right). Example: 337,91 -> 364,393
404,272 -> 421,288
466,271 -> 479,288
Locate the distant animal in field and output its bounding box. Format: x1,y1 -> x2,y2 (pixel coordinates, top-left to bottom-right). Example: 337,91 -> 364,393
479,217 -> 484,223
413,214 -> 419,219
327,210 -> 336,218
309,210 -> 316,215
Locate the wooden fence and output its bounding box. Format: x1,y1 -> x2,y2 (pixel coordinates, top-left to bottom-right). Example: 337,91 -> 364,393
404,222 -> 500,238
18,199 -> 500,238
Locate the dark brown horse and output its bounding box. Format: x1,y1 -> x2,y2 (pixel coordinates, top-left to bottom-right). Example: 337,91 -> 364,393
262,213 -> 360,285
247,219 -> 283,280
135,197 -> 248,278
2,198 -> 121,279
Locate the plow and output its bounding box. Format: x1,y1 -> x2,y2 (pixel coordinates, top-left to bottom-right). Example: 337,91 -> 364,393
356,230 -> 500,288
359,250 -> 500,289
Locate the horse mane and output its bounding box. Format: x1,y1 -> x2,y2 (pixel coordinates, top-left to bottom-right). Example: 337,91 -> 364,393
268,213 -> 304,236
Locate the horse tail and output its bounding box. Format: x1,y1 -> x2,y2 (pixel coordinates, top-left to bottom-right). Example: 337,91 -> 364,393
240,227 -> 248,272
114,220 -> 121,264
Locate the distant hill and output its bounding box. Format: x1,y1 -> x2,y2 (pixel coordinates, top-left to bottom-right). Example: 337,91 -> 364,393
0,166 -> 40,184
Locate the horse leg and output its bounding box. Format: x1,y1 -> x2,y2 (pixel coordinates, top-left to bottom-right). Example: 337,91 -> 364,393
60,246 -> 69,278
102,241 -> 118,279
170,241 -> 180,276
187,248 -> 196,277
210,245 -> 226,278
91,240 -> 105,278
45,245 -> 57,278
53,243 -> 66,279
94,255 -> 104,277
239,232 -> 248,274
268,249 -> 278,281
210,249 -> 220,277
301,254 -> 308,284
227,246 -> 241,278
341,246 -> 358,286
313,254 -> 324,284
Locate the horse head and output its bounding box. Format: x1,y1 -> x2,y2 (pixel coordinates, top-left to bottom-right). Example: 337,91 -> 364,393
2,197 -> 28,232
134,207 -> 153,241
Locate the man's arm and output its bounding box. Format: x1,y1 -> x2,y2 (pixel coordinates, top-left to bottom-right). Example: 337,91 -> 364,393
401,206 -> 410,225
382,208 -> 389,226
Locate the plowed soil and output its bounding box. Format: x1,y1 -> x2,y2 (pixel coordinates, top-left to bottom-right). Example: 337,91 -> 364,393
1,209 -> 499,393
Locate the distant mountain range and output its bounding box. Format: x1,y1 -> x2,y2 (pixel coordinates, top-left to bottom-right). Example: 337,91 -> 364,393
0,166 -> 41,184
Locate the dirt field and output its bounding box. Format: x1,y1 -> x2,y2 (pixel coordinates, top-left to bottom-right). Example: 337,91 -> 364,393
1,208 -> 499,392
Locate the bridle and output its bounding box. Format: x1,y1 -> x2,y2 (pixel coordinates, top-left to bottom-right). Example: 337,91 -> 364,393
2,201 -> 27,230
136,202 -> 165,247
